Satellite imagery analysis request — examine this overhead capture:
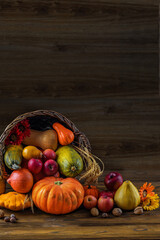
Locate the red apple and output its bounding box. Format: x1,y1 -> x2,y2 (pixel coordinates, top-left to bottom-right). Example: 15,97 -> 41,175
53,171 -> 60,178
43,149 -> 56,161
99,191 -> 114,199
98,196 -> 114,212
83,195 -> 97,209
28,158 -> 43,174
104,172 -> 123,191
44,159 -> 58,176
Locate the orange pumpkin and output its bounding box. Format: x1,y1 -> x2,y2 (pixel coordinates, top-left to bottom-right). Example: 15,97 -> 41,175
52,123 -> 74,145
32,177 -> 84,214
83,185 -> 99,199
7,168 -> 33,193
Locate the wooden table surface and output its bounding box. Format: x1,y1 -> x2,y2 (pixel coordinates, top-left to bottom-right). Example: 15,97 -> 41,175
0,0 -> 159,239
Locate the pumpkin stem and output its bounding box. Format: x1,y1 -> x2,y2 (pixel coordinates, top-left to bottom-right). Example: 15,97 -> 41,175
54,181 -> 63,185
12,164 -> 21,170
71,166 -> 76,172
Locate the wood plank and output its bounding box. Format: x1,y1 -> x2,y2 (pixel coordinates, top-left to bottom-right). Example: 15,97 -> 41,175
0,1 -> 159,239
0,97 -> 160,181
0,0 -> 158,18
1,225 -> 160,240
0,2 -> 158,98
1,180 -> 160,240
0,206 -> 160,240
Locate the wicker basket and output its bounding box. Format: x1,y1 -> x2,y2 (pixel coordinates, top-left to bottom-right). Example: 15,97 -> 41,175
0,110 -> 103,186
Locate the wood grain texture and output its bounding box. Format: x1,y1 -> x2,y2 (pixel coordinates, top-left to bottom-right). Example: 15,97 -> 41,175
1,180 -> 160,240
1,97 -> 160,181
0,1 -> 158,99
0,0 -> 159,239
0,191 -> 160,240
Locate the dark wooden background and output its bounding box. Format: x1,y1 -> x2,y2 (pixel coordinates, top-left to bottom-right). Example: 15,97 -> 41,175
0,1 -> 159,239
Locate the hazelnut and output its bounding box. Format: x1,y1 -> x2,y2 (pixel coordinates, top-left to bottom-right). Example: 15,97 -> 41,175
10,214 -> 16,219
134,206 -> 143,215
112,208 -> 122,217
4,216 -> 10,222
10,217 -> 17,223
90,208 -> 99,217
102,213 -> 109,218
0,210 -> 4,219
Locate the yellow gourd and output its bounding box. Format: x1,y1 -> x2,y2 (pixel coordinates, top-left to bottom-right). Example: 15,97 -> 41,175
23,129 -> 58,151
0,192 -> 31,211
22,146 -> 43,160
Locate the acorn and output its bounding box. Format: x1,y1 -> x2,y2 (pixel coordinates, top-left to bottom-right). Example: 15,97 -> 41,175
102,213 -> 109,218
10,217 -> 17,223
10,214 -> 17,219
4,216 -> 10,222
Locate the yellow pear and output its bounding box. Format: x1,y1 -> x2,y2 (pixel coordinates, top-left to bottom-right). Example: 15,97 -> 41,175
114,180 -> 140,210
22,146 -> 42,160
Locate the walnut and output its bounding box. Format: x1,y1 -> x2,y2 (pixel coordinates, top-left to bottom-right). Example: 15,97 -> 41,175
90,208 -> 99,217
134,206 -> 143,215
112,208 -> 122,216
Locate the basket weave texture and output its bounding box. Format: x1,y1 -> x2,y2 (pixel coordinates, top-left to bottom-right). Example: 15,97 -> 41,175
0,110 -> 91,180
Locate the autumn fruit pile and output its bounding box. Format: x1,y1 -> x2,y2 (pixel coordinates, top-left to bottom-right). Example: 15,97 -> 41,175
83,172 -> 123,216
0,118 -> 159,217
0,119 -> 86,214
83,172 -> 159,217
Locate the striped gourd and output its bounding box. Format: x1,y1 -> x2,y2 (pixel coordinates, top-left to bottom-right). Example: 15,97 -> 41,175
4,145 -> 23,170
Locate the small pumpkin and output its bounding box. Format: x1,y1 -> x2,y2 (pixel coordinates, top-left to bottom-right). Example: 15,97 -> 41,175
4,145 -> 23,170
7,168 -> 34,193
23,129 -> 58,151
32,177 -> 84,214
53,123 -> 74,146
0,192 -> 31,211
22,146 -> 43,161
56,146 -> 83,177
83,185 -> 99,199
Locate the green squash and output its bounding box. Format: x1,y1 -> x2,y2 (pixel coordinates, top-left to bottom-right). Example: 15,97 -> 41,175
56,146 -> 83,177
4,145 -> 23,170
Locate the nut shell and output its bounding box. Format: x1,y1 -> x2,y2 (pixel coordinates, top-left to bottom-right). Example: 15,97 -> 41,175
102,213 -> 109,218
112,208 -> 122,217
10,217 -> 17,223
90,208 -> 99,217
4,216 -> 10,222
0,210 -> 4,219
134,206 -> 143,215
10,214 -> 16,219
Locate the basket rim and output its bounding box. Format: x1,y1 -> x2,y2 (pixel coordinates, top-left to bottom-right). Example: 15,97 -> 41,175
0,109 -> 91,150
0,109 -> 91,179
0,110 -> 105,185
